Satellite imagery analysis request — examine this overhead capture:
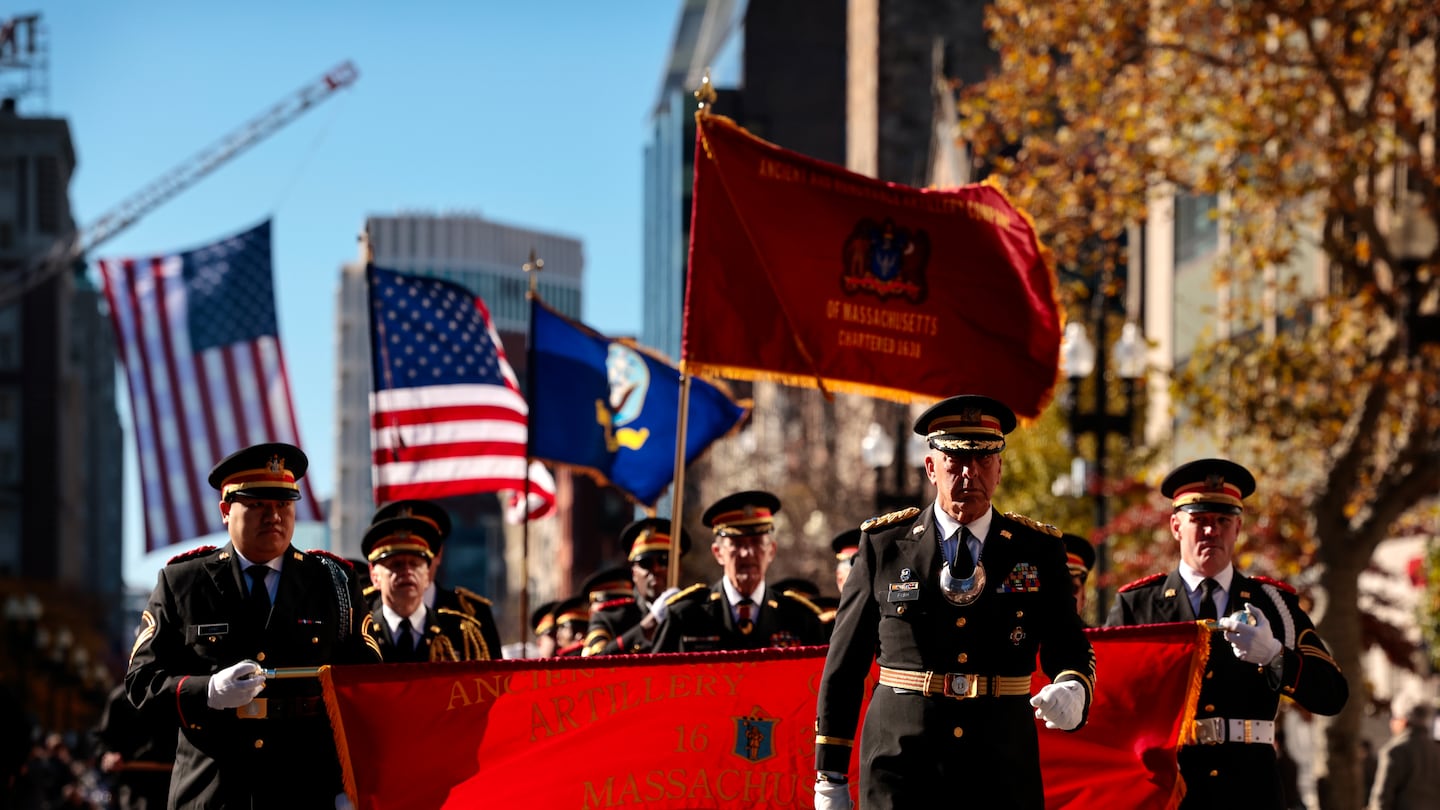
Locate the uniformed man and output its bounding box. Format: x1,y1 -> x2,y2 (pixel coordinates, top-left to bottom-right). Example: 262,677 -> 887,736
652,490 -> 827,653
831,529 -> 861,594
814,395 -> 1096,810
369,500 -> 502,660
94,682 -> 175,810
587,518 -> 692,655
1062,533 -> 1096,621
126,442 -> 379,809
552,596 -> 590,657
579,566 -> 636,656
1106,458 -> 1348,809
530,600 -> 559,658
362,517 -> 493,662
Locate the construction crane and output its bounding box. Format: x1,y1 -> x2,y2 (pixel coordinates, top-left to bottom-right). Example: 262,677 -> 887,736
0,59 -> 359,307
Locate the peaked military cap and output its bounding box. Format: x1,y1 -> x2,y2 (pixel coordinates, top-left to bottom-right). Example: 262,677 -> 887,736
361,517 -> 440,564
581,566 -> 635,604
831,528 -> 862,564
371,499 -> 452,541
702,490 -> 781,537
208,442 -> 308,501
913,394 -> 1017,455
1160,458 -> 1256,515
621,518 -> 692,563
772,577 -> 821,599
1061,533 -> 1096,577
553,596 -> 590,631
531,600 -> 559,637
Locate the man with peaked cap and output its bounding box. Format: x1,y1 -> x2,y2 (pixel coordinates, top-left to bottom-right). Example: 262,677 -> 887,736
1107,458 -> 1348,810
831,528 -> 862,594
362,517 -> 493,663
652,491 -> 826,653
126,442 -> 379,810
369,500 -> 502,660
579,566 -> 636,656
530,600 -> 559,658
1061,533 -> 1097,621
814,396 -> 1096,810
588,518 -> 693,655
552,596 -> 590,657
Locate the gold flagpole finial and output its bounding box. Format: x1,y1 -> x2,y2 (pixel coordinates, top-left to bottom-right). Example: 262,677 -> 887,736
694,68 -> 717,113
523,247 -> 544,295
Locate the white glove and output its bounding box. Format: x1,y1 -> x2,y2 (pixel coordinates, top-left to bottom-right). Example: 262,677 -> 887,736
206,659 -> 265,709
814,778 -> 853,810
335,792 -> 353,810
1030,680 -> 1085,731
1219,603 -> 1283,665
649,587 -> 683,624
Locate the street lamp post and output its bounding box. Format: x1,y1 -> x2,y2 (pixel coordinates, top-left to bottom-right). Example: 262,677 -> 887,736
1060,317 -> 1146,619
862,416 -> 928,515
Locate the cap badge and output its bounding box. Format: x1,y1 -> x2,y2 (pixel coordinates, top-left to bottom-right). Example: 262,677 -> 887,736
743,505 -> 756,518
266,454 -> 284,474
960,407 -> 982,423
1205,473 -> 1225,490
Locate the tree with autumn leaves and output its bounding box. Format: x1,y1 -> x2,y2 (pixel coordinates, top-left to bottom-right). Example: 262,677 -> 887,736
960,3 -> 1436,808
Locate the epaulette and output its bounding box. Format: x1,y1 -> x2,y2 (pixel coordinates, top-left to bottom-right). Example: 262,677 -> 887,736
595,596 -> 636,612
166,545 -> 217,565
861,507 -> 920,532
436,607 -> 485,630
667,583 -> 709,606
1250,575 -> 1296,595
779,590 -> 824,617
453,585 -> 493,607
1118,572 -> 1166,593
1004,512 -> 1062,537
362,585 -> 378,600
305,549 -> 353,569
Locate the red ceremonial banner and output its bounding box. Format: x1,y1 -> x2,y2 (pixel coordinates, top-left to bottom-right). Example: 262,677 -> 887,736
683,114 -> 1062,417
322,625 -> 1205,809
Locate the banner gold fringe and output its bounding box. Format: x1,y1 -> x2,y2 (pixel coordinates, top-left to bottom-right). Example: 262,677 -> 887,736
318,665 -> 359,808
685,361 -> 943,406
1178,622 -> 1215,747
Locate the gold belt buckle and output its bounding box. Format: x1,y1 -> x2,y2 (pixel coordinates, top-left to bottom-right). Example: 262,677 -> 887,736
236,698 -> 267,720
945,673 -> 979,699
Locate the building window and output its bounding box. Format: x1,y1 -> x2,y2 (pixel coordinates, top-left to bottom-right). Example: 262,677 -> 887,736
35,155 -> 61,235
1175,193 -> 1219,267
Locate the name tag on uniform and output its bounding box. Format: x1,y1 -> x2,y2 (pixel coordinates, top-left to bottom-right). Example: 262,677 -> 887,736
195,623 -> 229,636
887,582 -> 920,602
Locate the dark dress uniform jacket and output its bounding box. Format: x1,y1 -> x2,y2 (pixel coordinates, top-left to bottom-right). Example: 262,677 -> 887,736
587,597 -> 648,655
431,586 -> 502,661
651,580 -> 826,652
1106,569 -> 1348,810
126,544 -> 378,810
815,508 -> 1096,810
366,603 -> 490,663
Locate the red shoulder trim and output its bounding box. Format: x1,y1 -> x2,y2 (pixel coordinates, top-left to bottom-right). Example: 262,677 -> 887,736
1118,572 -> 1166,593
166,545 -> 216,565
1251,575 -> 1296,594
595,596 -> 636,611
306,549 -> 354,569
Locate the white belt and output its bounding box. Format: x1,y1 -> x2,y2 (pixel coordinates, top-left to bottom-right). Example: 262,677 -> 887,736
1192,717 -> 1275,745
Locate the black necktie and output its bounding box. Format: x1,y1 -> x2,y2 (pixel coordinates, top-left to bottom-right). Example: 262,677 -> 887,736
245,565 -> 271,624
396,618 -> 416,657
736,598 -> 755,635
950,528 -> 976,578
1198,578 -> 1219,622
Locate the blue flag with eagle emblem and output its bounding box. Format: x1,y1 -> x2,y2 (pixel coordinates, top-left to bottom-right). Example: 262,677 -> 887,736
528,297 -> 749,507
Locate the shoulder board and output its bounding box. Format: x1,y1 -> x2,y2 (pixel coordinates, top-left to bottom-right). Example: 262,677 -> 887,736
305,549 -> 353,569
861,507 -> 920,532
595,596 -> 636,612
166,545 -> 217,565
1118,572 -> 1167,593
667,583 -> 709,606
1003,512 -> 1062,537
1250,575 -> 1297,595
436,607 -> 485,629
362,585 -> 378,599
779,590 -> 824,616
452,585 -> 493,607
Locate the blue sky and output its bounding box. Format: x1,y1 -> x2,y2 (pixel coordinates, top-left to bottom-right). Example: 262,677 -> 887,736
37,1 -> 679,585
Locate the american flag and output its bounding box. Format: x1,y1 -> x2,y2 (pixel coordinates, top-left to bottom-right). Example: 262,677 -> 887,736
99,221 -> 322,551
367,265 -> 555,520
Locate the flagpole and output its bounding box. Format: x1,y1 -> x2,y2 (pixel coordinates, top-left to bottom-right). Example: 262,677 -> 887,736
666,73 -> 716,592
521,249 -> 544,654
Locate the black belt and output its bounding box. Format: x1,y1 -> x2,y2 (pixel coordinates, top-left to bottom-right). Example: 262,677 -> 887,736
235,696 -> 325,720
